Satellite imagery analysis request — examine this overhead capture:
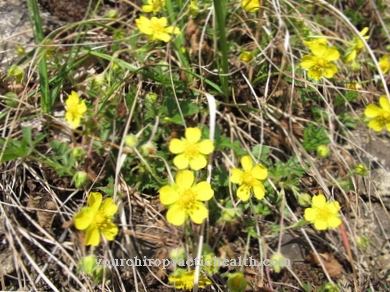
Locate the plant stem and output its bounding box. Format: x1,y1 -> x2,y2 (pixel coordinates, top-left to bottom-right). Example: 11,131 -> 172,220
213,0 -> 229,100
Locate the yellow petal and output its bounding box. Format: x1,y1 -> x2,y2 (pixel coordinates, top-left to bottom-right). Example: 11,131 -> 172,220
237,185 -> 251,202
176,170 -> 194,189
189,155 -> 207,170
386,121 -> 390,132
85,226 -> 100,246
360,27 -> 369,36
328,201 -> 341,213
312,194 -> 326,208
159,185 -> 179,205
173,154 -> 189,169
364,104 -> 382,118
345,50 -> 356,63
165,26 -> 181,35
322,64 -> 338,78
194,181 -> 214,201
230,168 -> 243,184
251,164 -> 268,180
153,16 -> 167,27
101,221 -> 118,240
301,55 -> 316,69
136,16 -> 153,35
323,47 -> 340,61
169,138 -> 184,154
314,220 -> 327,230
252,183 -> 265,200
185,127 -> 201,143
154,31 -> 171,42
368,119 -> 384,131
88,192 -> 102,210
307,67 -> 322,81
310,44 -> 327,56
142,5 -> 153,12
379,96 -> 390,111
189,202 -> 208,224
100,198 -> 118,216
304,208 -> 317,222
74,208 -> 94,230
241,155 -> 253,172
66,91 -> 79,107
198,139 -> 214,155
327,217 -> 341,228
167,204 -> 186,225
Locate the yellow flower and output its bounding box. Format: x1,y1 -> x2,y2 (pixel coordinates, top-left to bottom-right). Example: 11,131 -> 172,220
241,0 -> 260,12
142,0 -> 166,14
169,127 -> 214,170
345,27 -> 369,63
364,95 -> 390,132
135,16 -> 180,42
303,37 -> 328,52
65,91 -> 87,128
230,155 -> 268,202
159,170 -> 214,226
301,45 -> 340,80
74,192 -> 118,246
379,55 -> 390,74
304,194 -> 341,230
240,51 -> 254,63
168,270 -> 211,290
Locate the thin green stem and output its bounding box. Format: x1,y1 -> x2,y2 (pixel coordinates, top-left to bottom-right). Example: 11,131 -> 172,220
213,0 -> 229,100
27,0 -> 50,113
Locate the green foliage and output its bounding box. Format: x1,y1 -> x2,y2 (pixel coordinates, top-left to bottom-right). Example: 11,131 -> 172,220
303,123 -> 330,152
0,127 -> 44,162
268,156 -> 305,195
334,91 -> 358,107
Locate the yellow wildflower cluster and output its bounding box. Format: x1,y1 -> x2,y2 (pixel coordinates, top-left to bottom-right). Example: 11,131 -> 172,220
230,156 -> 268,202
159,170 -> 214,226
364,95 -> 390,132
136,16 -> 180,42
304,194 -> 341,230
345,27 -> 369,63
74,192 -> 118,246
169,127 -> 214,170
65,91 -> 87,128
301,38 -> 340,81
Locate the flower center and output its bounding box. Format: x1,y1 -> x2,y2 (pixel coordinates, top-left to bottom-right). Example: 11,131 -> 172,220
151,21 -> 165,33
184,142 -> 199,159
316,207 -> 332,221
242,171 -> 255,186
67,104 -> 80,118
383,111 -> 390,120
179,189 -> 196,210
95,211 -> 107,225
317,58 -> 326,67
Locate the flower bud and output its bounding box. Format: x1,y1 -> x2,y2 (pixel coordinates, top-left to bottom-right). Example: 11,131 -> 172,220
140,142 -> 157,156
317,145 -> 330,158
169,247 -> 185,262
239,51 -> 254,63
270,252 -> 286,273
226,272 -> 247,292
125,134 -> 138,148
145,92 -> 158,103
73,171 -> 88,188
298,193 -> 312,207
355,163 -> 369,176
